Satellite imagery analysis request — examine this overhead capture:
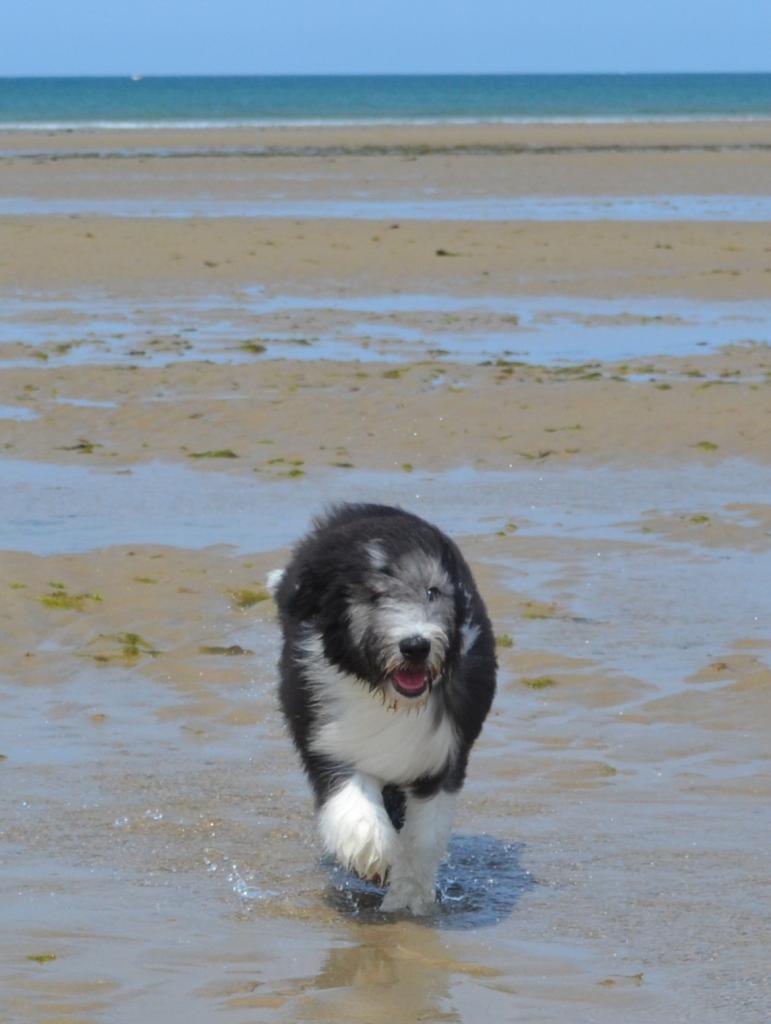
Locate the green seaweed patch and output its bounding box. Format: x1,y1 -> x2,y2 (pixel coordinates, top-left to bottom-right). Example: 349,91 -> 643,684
495,358 -> 527,368
84,632 -> 161,664
26,953 -> 57,964
520,600 -> 559,620
521,676 -> 557,689
382,368 -> 405,379
286,468 -> 304,478
133,577 -> 159,584
517,449 -> 555,461
9,582 -> 27,590
38,585 -> 103,611
688,514 -> 711,525
229,588 -> 270,609
199,644 -> 254,656
495,634 -> 514,648
188,449 -> 239,459
330,461 -> 355,468
495,521 -> 518,537
544,423 -> 582,433
58,438 -> 102,454
598,972 -> 644,988
401,463 -> 414,472
691,440 -> 719,451
239,341 -> 267,355
551,362 -> 601,377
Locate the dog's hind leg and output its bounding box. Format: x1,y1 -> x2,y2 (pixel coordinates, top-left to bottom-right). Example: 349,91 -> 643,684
318,772 -> 397,883
380,789 -> 456,915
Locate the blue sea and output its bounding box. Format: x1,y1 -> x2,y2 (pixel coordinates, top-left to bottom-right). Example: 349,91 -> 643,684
1,74 -> 771,129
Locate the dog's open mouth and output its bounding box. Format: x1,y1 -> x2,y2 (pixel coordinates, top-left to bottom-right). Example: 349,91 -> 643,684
391,668 -> 431,698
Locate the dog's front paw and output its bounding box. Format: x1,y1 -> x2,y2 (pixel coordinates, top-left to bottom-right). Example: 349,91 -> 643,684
319,776 -> 397,882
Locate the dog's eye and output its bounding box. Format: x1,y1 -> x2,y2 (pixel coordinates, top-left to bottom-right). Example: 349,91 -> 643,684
426,587 -> 441,602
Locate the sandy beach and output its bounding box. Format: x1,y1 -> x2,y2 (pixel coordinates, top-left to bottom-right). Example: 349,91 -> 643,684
1,121 -> 770,1022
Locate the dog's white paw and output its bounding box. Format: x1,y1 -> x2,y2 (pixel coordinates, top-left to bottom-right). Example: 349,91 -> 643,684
319,775 -> 397,882
380,874 -> 437,915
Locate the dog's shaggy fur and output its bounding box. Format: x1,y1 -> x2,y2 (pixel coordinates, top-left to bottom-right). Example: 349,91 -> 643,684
270,503 -> 496,913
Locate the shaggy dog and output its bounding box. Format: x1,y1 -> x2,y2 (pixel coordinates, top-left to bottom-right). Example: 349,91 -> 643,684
269,502 -> 496,914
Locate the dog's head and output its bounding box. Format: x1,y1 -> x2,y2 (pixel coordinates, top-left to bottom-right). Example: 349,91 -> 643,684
285,509 -> 475,706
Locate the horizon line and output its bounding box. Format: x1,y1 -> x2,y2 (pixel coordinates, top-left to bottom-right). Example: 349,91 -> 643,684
3,69 -> 771,79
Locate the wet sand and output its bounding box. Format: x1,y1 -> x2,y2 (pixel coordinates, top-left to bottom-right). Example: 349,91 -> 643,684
1,121 -> 770,1022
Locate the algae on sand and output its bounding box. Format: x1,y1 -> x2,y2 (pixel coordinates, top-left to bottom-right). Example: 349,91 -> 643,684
81,632 -> 161,665
229,588 -> 270,609
38,583 -> 103,611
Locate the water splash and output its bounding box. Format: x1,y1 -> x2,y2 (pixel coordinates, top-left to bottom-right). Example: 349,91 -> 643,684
326,833 -> 534,929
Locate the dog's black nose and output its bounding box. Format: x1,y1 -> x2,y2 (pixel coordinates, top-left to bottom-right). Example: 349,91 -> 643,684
399,635 -> 431,661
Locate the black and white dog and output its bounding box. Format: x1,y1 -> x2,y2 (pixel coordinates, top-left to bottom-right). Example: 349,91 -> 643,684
269,503 -> 496,914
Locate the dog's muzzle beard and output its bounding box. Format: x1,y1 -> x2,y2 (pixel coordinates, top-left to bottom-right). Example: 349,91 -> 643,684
378,632 -> 447,705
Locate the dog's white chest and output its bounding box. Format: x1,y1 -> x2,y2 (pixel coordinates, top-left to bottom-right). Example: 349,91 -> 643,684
303,637 -> 456,784
314,691 -> 456,784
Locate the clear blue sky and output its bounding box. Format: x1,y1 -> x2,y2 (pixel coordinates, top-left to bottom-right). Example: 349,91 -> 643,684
3,0 -> 770,76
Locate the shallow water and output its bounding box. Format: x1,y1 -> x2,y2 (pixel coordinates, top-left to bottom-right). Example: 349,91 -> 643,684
1,452 -> 769,1019
2,455 -> 769,690
0,402 -> 38,420
2,193 -> 771,220
2,455 -> 768,550
1,452 -> 769,1020
2,290 -> 768,367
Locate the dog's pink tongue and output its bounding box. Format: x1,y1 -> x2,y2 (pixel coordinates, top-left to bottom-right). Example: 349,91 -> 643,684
394,669 -> 428,694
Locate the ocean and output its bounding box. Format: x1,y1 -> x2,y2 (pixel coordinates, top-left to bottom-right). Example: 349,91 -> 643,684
1,74 -> 771,129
